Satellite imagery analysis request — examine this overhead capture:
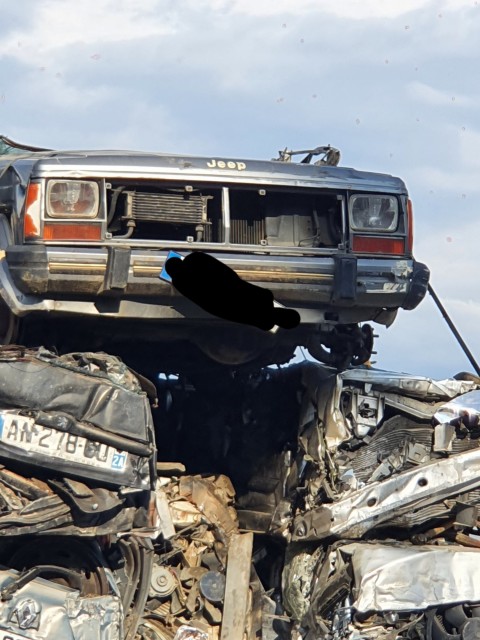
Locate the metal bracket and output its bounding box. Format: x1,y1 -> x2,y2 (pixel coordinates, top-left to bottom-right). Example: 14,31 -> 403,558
101,246 -> 131,291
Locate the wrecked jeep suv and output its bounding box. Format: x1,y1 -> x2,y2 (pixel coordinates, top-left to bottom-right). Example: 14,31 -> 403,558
0,136 -> 429,367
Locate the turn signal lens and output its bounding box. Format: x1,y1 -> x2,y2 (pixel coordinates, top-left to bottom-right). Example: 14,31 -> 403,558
43,223 -> 102,241
406,199 -> 414,254
24,182 -> 41,240
352,236 -> 405,255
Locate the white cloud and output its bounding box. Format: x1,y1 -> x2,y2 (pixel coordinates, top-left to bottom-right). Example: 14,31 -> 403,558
413,166 -> 480,193
459,127 -> 480,168
199,0 -> 432,19
0,0 -> 175,66
316,0 -> 432,19
422,228 -> 480,278
407,123 -> 480,193
103,100 -> 209,154
407,81 -> 473,106
443,0 -> 480,9
22,72 -> 112,110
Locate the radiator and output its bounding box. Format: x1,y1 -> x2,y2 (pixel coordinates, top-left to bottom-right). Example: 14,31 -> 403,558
129,191 -> 209,225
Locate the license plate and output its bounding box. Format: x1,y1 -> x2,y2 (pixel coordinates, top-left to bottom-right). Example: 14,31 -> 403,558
0,412 -> 128,472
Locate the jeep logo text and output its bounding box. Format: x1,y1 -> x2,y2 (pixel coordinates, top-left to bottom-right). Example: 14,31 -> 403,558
207,159 -> 246,171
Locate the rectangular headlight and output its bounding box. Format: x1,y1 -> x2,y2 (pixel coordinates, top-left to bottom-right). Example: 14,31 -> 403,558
46,180 -> 100,218
350,194 -> 398,232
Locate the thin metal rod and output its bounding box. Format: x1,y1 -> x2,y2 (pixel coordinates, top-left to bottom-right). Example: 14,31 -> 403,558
428,283 -> 480,376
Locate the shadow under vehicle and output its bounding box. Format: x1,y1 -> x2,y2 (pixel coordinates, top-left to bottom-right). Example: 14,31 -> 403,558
0,136 -> 429,368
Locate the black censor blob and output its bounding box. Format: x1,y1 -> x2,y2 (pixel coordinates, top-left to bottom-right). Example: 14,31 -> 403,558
165,252 -> 300,332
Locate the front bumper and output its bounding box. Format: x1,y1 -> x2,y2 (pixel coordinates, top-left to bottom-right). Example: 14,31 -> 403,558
3,244 -> 428,324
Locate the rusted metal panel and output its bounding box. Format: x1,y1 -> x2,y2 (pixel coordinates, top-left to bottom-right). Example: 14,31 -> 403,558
220,532 -> 254,640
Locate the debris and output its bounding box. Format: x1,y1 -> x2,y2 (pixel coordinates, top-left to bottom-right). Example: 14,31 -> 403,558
220,532 -> 254,640
0,347 -> 478,638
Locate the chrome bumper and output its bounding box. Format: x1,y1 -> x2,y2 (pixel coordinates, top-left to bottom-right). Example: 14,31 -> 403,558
2,245 -> 426,323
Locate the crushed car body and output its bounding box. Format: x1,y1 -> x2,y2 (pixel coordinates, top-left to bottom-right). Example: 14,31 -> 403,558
281,365 -> 480,640
0,135 -> 429,367
0,345 -> 477,638
0,346 -> 259,640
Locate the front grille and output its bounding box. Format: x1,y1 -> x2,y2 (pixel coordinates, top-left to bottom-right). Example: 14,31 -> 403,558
130,191 -> 209,225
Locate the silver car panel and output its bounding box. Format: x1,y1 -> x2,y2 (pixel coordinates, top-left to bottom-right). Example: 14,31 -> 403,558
341,543 -> 480,612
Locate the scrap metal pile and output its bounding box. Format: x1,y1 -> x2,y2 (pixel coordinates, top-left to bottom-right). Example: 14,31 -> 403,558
282,365 -> 480,640
0,347 -> 479,639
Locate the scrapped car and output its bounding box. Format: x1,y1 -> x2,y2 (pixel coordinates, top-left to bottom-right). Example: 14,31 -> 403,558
282,366 -> 480,640
155,359 -> 480,640
0,346 -> 157,640
0,344 -> 479,639
0,135 -> 429,367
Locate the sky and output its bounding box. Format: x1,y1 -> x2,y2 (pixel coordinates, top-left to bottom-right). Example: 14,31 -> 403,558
1,0 -> 479,379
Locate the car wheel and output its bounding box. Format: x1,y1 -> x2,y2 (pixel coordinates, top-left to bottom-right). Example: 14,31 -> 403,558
307,323 -> 375,370
350,324 -> 374,367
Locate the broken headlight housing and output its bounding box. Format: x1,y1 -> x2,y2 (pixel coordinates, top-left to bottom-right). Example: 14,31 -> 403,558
46,179 -> 100,218
349,194 -> 398,232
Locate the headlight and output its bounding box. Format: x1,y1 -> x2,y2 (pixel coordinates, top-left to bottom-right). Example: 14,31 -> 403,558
46,180 -> 99,218
350,195 -> 398,232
